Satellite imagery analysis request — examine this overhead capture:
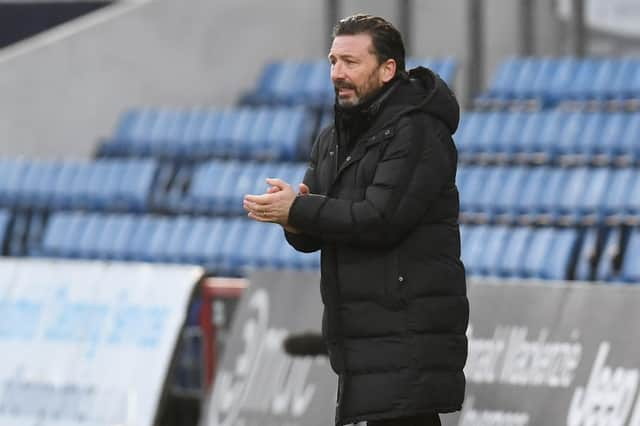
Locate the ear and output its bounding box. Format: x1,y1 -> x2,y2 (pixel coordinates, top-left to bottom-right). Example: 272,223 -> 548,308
380,59 -> 397,83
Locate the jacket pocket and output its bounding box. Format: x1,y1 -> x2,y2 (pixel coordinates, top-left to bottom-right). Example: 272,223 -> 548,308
384,248 -> 408,309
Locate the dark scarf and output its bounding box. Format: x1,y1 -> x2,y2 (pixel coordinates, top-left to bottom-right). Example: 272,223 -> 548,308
334,75 -> 404,165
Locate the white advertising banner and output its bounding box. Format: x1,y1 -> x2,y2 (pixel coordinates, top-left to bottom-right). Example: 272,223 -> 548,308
558,0 -> 640,38
0,258 -> 203,426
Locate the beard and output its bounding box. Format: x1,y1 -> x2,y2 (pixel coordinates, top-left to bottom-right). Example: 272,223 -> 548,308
334,69 -> 383,107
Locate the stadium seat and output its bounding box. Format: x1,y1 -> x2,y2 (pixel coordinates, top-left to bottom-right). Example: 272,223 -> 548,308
595,227 -> 624,282
497,226 -> 533,278
621,228 -> 640,282
541,228 -> 579,280
522,227 -> 556,278
573,227 -> 602,282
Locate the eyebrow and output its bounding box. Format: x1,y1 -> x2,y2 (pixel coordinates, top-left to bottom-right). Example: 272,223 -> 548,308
327,53 -> 359,61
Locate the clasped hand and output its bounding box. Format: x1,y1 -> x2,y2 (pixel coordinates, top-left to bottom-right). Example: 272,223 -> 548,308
243,178 -> 309,232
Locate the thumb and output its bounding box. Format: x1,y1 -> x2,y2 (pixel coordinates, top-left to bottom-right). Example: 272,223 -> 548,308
266,178 -> 288,190
298,183 -> 310,195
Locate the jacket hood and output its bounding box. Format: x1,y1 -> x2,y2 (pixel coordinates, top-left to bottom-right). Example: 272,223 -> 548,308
401,66 -> 460,134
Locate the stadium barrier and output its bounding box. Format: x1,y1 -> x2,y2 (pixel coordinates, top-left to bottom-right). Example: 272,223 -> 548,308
202,270 -> 640,426
0,258 -> 203,426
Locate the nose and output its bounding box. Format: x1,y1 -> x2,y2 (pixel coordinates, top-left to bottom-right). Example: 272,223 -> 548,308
331,61 -> 345,82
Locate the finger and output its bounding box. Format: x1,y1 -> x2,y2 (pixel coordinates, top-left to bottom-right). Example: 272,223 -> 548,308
265,178 -> 289,190
267,186 -> 281,194
248,212 -> 273,223
299,183 -> 310,195
244,194 -> 274,205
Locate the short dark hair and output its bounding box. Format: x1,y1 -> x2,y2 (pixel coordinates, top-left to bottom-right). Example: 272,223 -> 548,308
333,14 -> 406,73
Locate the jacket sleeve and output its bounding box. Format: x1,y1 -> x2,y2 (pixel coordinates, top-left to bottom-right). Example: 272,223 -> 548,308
284,133 -> 324,253
287,115 -> 454,249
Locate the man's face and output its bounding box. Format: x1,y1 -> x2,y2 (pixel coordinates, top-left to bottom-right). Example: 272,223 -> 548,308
329,34 -> 386,107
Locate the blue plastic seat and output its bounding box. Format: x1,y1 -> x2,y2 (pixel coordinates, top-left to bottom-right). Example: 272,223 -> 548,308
176,109 -> 217,158
100,214 -> 136,260
610,58 -> 640,99
2,158 -> 29,207
512,58 -> 543,99
266,107 -> 312,160
493,166 -> 526,219
546,57 -> 578,104
626,170 -> 640,218
475,166 -> 508,220
199,218 -> 230,270
541,228 -> 579,280
75,214 -> 106,259
618,114 -> 640,160
602,169 -> 634,221
536,168 -> 568,220
567,59 -> 598,100
528,58 -> 559,100
598,113 -> 629,159
181,217 -> 215,264
516,167 -> 548,218
555,112 -> 587,158
144,217 -> 175,262
217,218 -> 248,275
621,228 -> 640,282
595,227 -> 624,282
304,59 -> 333,107
476,112 -> 505,155
536,111 -> 566,161
158,216 -> 195,263
574,227 -> 601,282
519,113 -> 549,160
462,225 -> 490,276
590,58 -> 618,100
116,159 -> 157,212
454,113 -> 482,154
122,216 -> 159,261
497,227 -> 533,278
458,167 -> 488,214
577,113 -> 606,160
487,57 -> 525,99
477,226 -> 510,276
58,212 -> 90,258
580,169 -> 611,219
522,227 -> 556,278
495,112 -> 528,156
555,168 -> 590,220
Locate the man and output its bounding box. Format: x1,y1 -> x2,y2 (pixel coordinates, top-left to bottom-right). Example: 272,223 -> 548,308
244,14 -> 468,426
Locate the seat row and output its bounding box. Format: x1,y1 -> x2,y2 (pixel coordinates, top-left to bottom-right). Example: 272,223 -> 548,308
477,56 -> 640,108
35,212 -> 319,275
0,158 -> 157,212
99,106 -> 315,161
461,225 -> 578,280
456,111 -> 640,164
458,166 -> 640,225
160,160 -> 307,215
241,58 -> 457,108
462,224 -> 640,283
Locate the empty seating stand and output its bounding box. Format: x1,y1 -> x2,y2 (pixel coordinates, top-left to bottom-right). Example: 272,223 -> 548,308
476,57 -> 640,110
0,158 -> 157,212
457,165 -> 639,226
241,57 -> 458,109
98,106 -> 315,162
461,224 -> 579,280
35,212 -> 320,275
455,111 -> 640,165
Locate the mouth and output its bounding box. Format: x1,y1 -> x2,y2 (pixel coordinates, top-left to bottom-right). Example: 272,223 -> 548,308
337,88 -> 355,97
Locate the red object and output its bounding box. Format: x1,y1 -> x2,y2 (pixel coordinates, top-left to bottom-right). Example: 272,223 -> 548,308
199,277 -> 247,388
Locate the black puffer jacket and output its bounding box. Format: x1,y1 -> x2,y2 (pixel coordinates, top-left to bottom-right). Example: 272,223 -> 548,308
285,67 -> 468,426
